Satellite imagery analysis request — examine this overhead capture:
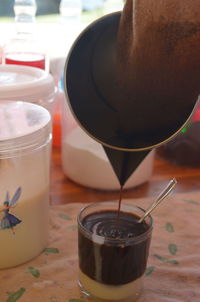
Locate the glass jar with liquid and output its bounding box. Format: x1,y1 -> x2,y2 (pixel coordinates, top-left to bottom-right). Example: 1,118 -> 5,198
4,0 -> 48,71
0,101 -> 52,269
4,33 -> 47,70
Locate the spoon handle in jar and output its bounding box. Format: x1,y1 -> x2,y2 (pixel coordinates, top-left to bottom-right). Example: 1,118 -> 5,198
138,178 -> 177,223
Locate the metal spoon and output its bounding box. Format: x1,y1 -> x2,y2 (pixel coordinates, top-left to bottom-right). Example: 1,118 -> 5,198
138,178 -> 177,223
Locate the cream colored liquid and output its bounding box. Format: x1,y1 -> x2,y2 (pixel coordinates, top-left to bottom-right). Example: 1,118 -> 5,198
79,270 -> 142,301
0,190 -> 49,269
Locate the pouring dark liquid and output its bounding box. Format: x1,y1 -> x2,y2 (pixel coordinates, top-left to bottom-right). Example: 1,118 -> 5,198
116,185 -> 123,228
65,8 -> 199,191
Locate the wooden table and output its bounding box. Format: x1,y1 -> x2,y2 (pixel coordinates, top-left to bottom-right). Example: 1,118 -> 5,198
51,146 -> 200,205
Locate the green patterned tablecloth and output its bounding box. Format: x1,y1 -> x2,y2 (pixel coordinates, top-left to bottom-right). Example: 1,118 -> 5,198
0,192 -> 200,302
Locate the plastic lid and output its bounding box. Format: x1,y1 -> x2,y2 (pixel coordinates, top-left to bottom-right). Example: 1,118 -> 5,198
0,65 -> 55,102
0,101 -> 51,157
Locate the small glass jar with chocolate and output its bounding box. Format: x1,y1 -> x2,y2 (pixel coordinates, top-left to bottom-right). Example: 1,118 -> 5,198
78,201 -> 153,302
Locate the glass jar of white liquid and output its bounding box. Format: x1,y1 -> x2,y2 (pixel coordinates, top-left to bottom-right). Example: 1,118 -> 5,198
0,101 -> 52,269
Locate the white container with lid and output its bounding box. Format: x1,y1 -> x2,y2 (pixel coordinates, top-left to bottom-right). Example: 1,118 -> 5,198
0,64 -> 56,114
0,101 -> 52,269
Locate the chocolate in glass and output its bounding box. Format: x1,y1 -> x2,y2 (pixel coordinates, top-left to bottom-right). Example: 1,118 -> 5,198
78,202 -> 153,301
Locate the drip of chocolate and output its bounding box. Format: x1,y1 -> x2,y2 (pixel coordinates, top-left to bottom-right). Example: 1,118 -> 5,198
116,185 -> 123,225
102,147 -> 150,222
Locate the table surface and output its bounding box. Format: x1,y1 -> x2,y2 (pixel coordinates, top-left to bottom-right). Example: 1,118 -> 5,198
0,145 -> 200,302
51,146 -> 200,205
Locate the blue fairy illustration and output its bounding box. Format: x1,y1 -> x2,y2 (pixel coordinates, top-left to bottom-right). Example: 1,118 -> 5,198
0,187 -> 22,234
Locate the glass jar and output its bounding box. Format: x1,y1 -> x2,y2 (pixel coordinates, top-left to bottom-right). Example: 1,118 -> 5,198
0,101 -> 52,269
59,0 -> 82,24
3,0 -> 49,72
4,32 -> 47,71
78,201 -> 153,301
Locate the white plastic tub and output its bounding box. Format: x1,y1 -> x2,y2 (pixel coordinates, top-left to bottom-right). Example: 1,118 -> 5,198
0,64 -> 56,114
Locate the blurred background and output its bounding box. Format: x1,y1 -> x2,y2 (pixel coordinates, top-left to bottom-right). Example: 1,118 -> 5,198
0,0 -> 124,17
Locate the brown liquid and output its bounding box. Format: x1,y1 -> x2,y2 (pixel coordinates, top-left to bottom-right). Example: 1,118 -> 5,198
78,210 -> 151,285
116,185 -> 123,228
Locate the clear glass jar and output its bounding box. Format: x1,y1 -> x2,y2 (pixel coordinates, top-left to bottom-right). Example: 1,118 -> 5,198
4,32 -> 47,71
0,101 -> 52,269
59,0 -> 82,25
3,0 -> 49,72
78,201 -> 153,301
